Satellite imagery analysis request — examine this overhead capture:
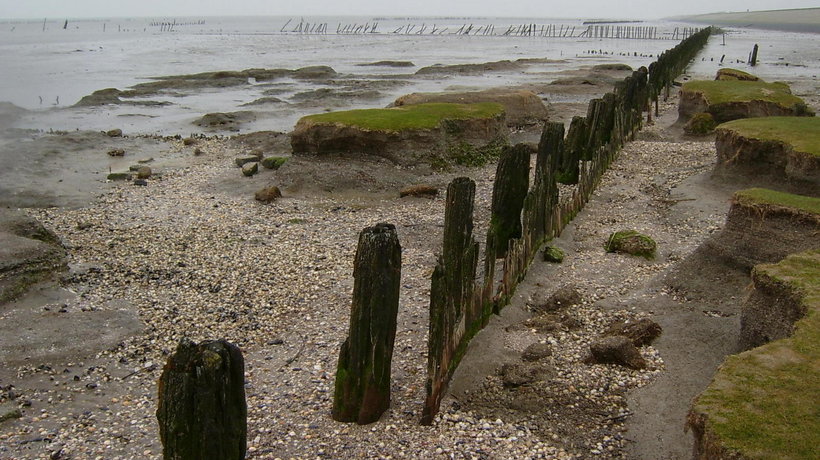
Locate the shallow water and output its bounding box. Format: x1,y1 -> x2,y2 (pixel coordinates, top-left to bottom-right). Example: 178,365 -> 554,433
1,16 -> 818,135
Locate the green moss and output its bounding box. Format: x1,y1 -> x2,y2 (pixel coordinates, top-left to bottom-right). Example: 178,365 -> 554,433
733,188 -> 820,215
715,68 -> 759,81
693,250 -> 819,459
299,102 -> 504,132
542,246 -> 565,263
682,80 -> 805,108
718,117 -> 820,158
447,138 -> 506,167
604,230 -> 657,259
684,112 -> 717,135
107,172 -> 132,181
261,156 -> 288,169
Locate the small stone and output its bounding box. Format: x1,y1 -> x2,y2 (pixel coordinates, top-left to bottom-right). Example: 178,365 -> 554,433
136,166 -> 152,179
260,157 -> 288,170
194,148 -> 204,156
542,246 -> 565,263
107,172 -> 131,181
604,230 -> 656,259
399,185 -> 438,198
605,318 -> 662,346
521,343 -> 552,362
106,129 -> 122,137
499,363 -> 552,387
255,186 -> 282,203
235,156 -> 259,167
524,315 -> 561,333
107,148 -> 125,157
182,137 -> 198,146
241,162 -> 259,177
588,336 -> 647,369
133,179 -> 148,186
532,285 -> 582,314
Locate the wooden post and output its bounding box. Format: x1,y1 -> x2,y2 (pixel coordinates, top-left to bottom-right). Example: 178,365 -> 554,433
333,223 -> 402,424
750,44 -> 759,66
487,145 -> 530,258
423,177 -> 479,425
157,339 -> 247,460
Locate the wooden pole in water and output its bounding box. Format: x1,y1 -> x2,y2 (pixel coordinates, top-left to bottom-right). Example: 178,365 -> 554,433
750,44 -> 759,66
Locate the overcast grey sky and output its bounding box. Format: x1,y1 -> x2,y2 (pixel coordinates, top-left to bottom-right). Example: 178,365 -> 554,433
1,0 -> 818,20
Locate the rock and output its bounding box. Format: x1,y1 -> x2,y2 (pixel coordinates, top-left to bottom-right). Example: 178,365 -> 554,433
292,65 -> 337,79
137,157 -> 154,164
235,156 -> 259,167
542,246 -> 565,263
357,61 -> 415,68
194,111 -> 256,131
524,314 -> 562,333
0,210 -> 66,303
588,336 -> 647,369
0,406 -> 23,423
194,148 -> 204,156
254,186 -> 282,203
241,162 -> 258,177
128,165 -> 142,171
133,179 -> 148,186
604,230 -> 656,259
182,137 -> 198,146
106,128 -> 123,137
532,285 -> 582,314
521,343 -> 552,362
249,149 -> 265,160
605,318 -> 662,346
592,63 -> 633,71
107,148 -> 125,157
399,185 -> 438,198
499,363 -> 552,387
136,166 -> 152,179
393,89 -> 548,127
683,112 -> 716,135
260,157 -> 287,170
107,172 -> 132,181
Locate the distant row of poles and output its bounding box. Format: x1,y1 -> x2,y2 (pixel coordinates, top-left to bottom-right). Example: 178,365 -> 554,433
279,19 -> 703,40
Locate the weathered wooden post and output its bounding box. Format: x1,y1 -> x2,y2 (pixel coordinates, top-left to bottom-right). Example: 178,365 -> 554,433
157,339 -> 247,460
423,177 -> 479,425
750,44 -> 759,66
487,144 -> 530,258
559,116 -> 586,184
332,223 -> 401,424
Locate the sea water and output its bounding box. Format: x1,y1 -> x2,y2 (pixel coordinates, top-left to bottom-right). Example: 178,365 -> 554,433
1,16 -> 818,134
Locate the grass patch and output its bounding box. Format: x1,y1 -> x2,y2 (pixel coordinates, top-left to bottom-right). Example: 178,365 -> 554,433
693,250 -> 819,459
718,117 -> 820,158
447,138 -> 506,167
299,102 -> 504,132
715,68 -> 759,81
682,80 -> 805,108
733,188 -> 820,216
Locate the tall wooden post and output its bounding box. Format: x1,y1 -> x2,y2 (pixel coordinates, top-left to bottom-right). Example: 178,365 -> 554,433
332,223 -> 402,424
487,145 -> 530,258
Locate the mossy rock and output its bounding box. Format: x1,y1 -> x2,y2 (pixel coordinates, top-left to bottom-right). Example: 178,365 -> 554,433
107,172 -> 132,181
684,112 -> 717,135
715,68 -> 760,81
688,250 -> 819,459
679,80 -> 810,123
542,246 -> 565,263
604,230 -> 656,259
261,157 -> 288,170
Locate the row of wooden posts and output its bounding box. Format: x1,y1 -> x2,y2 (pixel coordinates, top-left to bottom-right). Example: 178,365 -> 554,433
153,27 -> 712,459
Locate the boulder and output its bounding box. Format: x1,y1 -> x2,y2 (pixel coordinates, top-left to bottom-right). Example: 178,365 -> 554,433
194,111 -> 256,131
241,162 -> 258,177
260,157 -> 287,170
588,336 -> 646,369
106,128 -> 123,137
605,318 -> 662,346
107,148 -> 125,157
604,230 -> 656,259
183,137 -> 198,146
254,186 -> 282,203
393,89 -> 547,127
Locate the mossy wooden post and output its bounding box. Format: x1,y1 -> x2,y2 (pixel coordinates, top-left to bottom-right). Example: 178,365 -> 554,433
423,177 -> 479,425
534,122 -> 562,240
487,145 -> 530,258
333,223 -> 401,424
750,44 -> 759,66
157,339 -> 247,460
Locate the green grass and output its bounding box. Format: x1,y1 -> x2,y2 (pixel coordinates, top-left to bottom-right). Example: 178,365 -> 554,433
733,188 -> 820,215
718,117 -> 820,158
682,80 -> 805,107
693,250 -> 819,459
299,102 -> 504,132
715,68 -> 759,81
